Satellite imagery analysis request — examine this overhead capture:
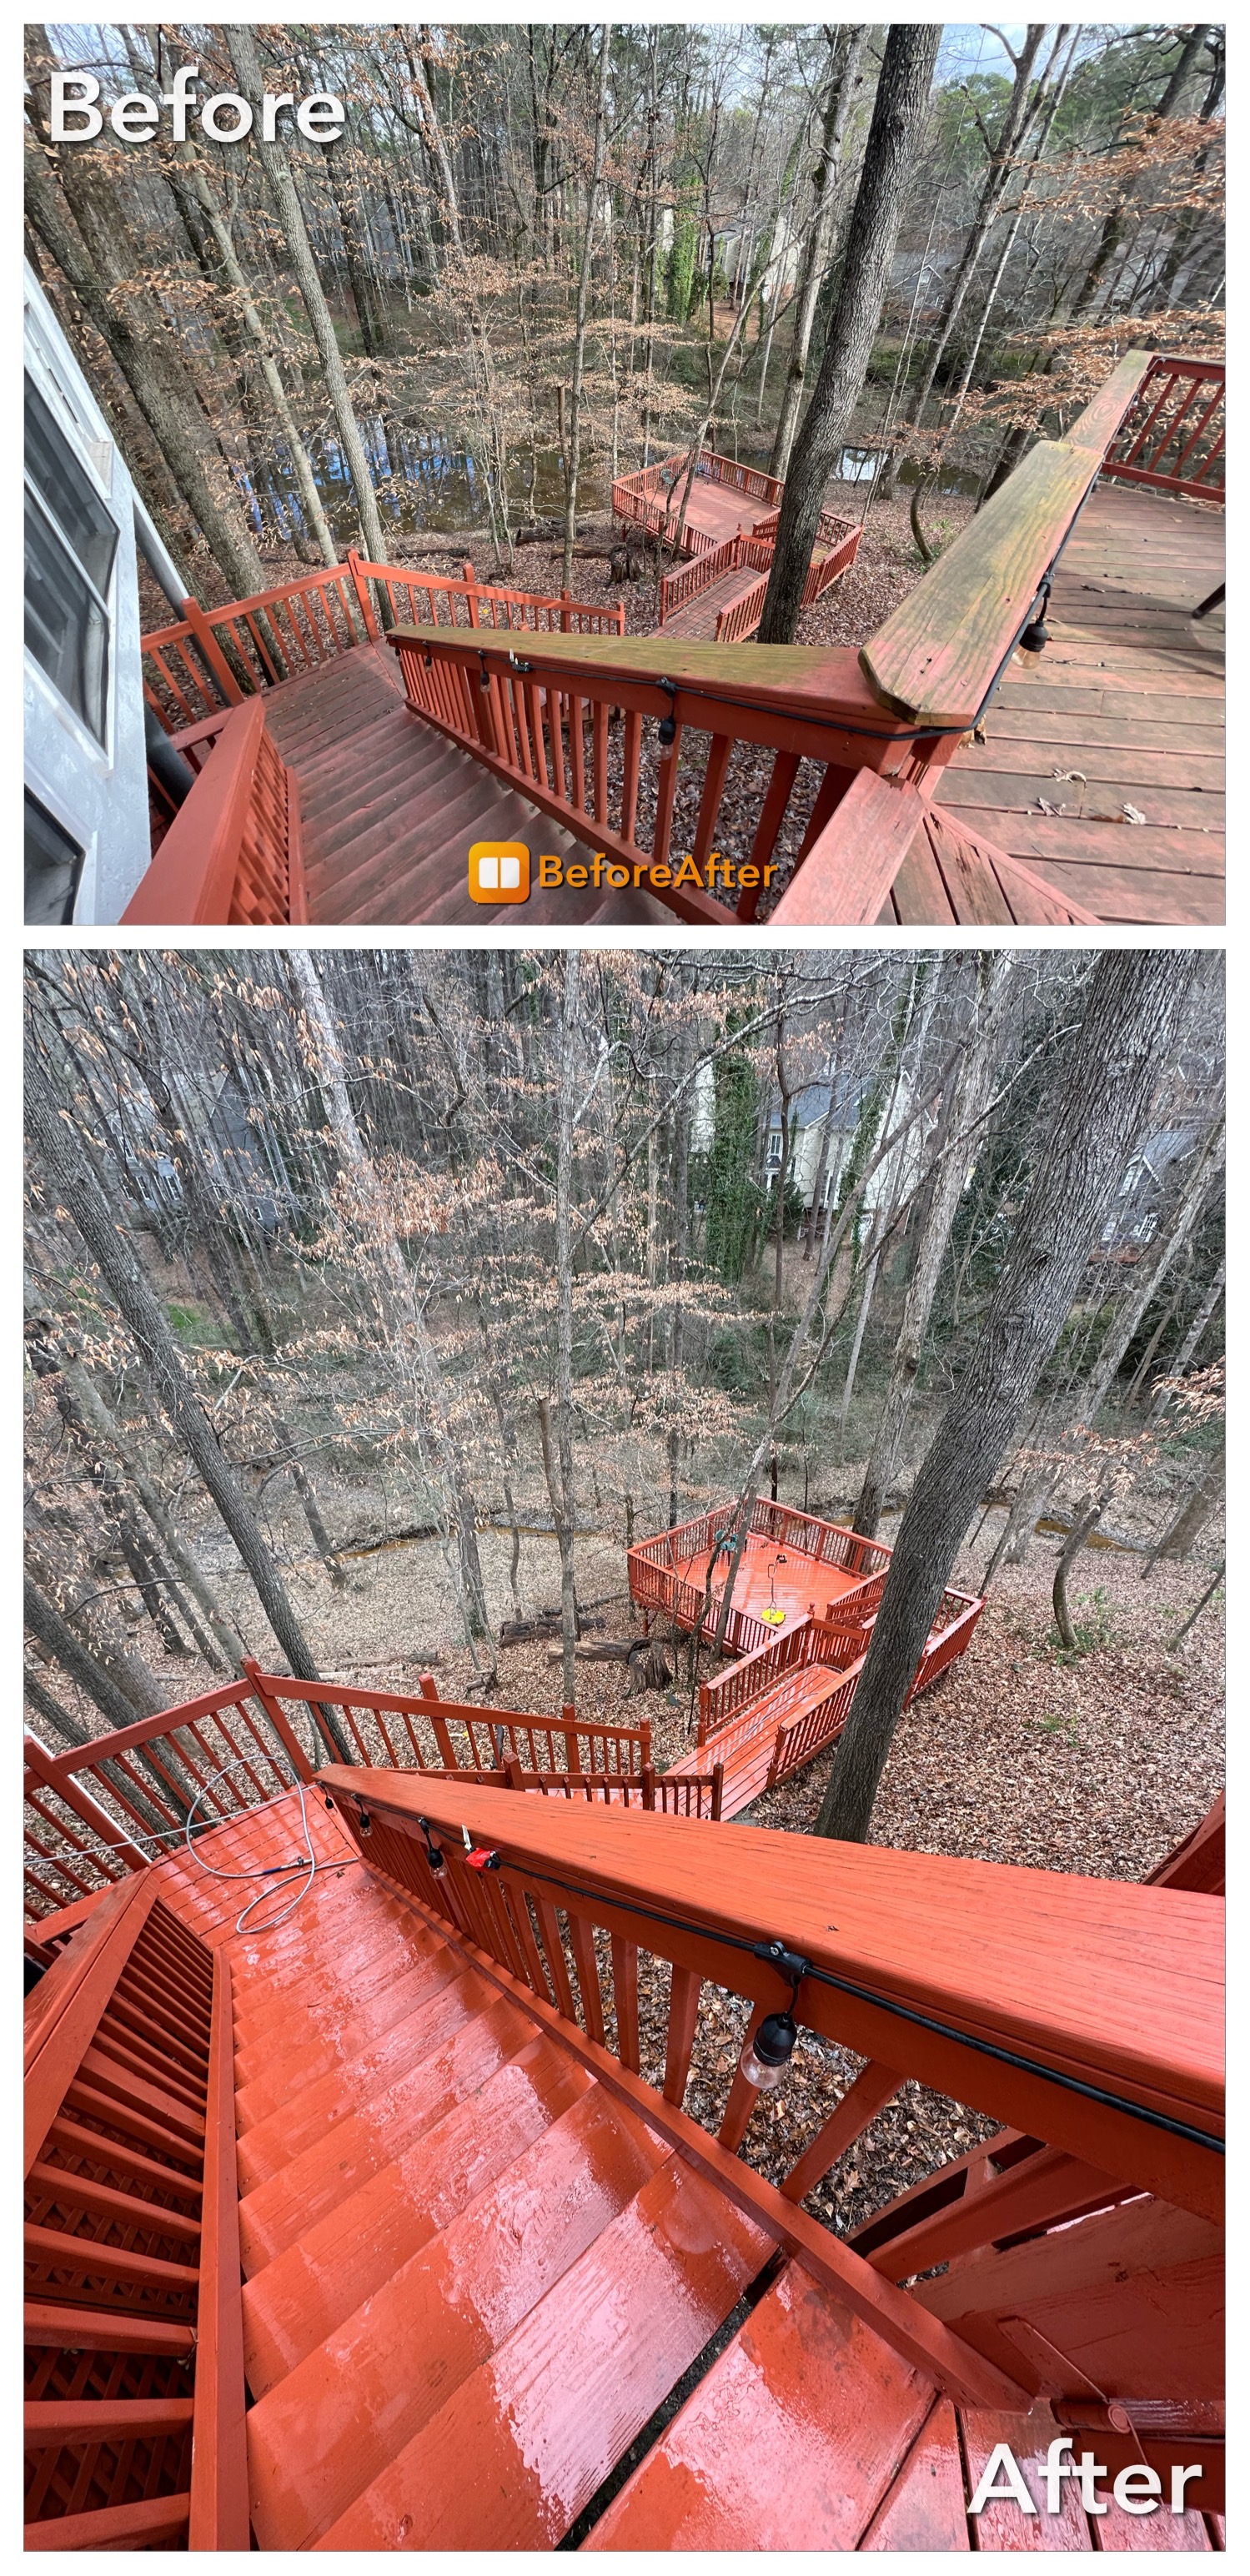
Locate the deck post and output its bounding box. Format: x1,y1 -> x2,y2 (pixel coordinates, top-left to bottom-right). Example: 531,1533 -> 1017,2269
181,598 -> 244,706
242,1660 -> 315,1785
345,549 -> 380,642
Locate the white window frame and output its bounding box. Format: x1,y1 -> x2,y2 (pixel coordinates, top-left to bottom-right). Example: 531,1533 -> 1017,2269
24,325 -> 121,773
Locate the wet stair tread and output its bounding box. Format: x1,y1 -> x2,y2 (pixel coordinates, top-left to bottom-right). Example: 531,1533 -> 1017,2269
860,2399 -> 971,2551
246,2083 -> 670,2548
235,1966 -> 510,2207
241,2036 -> 595,2395
314,2150 -> 772,2551
584,2257 -> 938,2551
233,1946 -> 466,2120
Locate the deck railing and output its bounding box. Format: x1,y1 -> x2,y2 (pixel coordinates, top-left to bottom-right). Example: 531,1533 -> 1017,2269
612,447 -> 786,545
122,699 -> 306,926
23,1665 -> 660,1924
388,620 -> 927,930
248,1669 -> 650,1780
141,555 -> 621,739
860,346 -> 1162,731
322,1765 -> 1222,2423
1101,353 -> 1224,506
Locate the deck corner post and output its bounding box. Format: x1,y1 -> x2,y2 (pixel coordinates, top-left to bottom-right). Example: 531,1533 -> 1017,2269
345,549 -> 380,642
181,598 -> 244,706
242,1661 -> 314,1785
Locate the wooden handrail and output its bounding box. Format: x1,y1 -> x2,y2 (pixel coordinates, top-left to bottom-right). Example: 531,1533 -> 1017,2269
23,1871 -> 158,2168
861,347 -> 1156,728
188,1951 -> 250,2549
123,700 -> 265,924
324,1770 -> 1223,2227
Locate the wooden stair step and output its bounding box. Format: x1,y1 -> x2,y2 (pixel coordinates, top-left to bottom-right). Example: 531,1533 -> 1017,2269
234,1936 -> 459,2101
229,1897 -> 439,2033
584,2257 -> 939,2550
241,2034 -> 594,2395
314,2151 -> 771,2550
235,1957 -> 500,2192
246,2084 -> 670,2548
236,1989 -> 543,2258
233,1947 -> 464,2121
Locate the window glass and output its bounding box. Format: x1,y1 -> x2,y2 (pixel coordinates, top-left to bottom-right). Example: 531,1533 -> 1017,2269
25,494 -> 109,743
24,790 -> 83,926
25,380 -> 118,595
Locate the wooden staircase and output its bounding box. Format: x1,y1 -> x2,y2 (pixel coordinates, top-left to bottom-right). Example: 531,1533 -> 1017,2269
26,1773 -> 1224,2549
260,643 -> 667,929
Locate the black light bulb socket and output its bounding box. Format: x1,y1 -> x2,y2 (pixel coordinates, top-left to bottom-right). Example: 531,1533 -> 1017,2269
753,2010 -> 798,2069
354,1803 -> 373,1836
657,714 -> 677,746
416,1815 -> 444,1873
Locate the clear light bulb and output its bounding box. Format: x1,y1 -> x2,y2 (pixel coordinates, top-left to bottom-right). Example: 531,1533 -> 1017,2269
738,2010 -> 797,2091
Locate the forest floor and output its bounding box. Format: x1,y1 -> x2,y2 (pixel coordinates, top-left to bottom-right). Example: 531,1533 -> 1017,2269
314,477 -> 977,654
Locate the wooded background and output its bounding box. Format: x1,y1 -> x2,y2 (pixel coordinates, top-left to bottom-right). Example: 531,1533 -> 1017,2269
24,22 -> 1224,607
25,947 -> 1223,1759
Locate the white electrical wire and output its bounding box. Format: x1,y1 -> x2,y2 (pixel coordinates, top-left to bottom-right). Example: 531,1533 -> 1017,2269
32,1750 -> 364,1939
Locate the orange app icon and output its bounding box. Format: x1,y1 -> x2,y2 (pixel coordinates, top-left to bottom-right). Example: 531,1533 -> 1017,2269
468,841 -> 530,903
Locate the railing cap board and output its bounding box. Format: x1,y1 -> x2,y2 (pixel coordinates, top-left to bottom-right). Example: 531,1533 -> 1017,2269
387,623 -> 901,726
861,349 -> 1155,728
324,1768 -> 1222,2130
121,698 -> 265,927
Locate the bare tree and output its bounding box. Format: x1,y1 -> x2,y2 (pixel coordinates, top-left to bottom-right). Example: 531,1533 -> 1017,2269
816,949 -> 1202,1845
757,24 -> 941,645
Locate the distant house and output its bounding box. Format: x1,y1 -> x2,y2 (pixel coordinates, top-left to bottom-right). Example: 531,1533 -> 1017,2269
766,1077 -> 864,1210
23,261 -> 188,926
1099,1123 -> 1207,1255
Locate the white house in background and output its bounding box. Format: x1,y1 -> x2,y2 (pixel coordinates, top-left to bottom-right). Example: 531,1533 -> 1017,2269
24,262 -> 188,926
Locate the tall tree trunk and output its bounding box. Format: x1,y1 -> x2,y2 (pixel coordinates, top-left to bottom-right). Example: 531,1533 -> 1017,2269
30,1318 -> 249,1668
183,157 -> 339,569
562,26 -> 610,590
23,146 -> 266,598
756,25 -> 941,645
1077,1120 -> 1223,1426
816,949 -> 1201,1843
854,956 -> 1012,1537
24,1045 -> 334,1718
768,27 -> 867,480
897,28 -> 1047,444
25,1573 -> 153,1734
226,24 -> 386,561
284,952 -> 494,1662
550,951 -> 584,1698
1148,1262 -> 1224,1424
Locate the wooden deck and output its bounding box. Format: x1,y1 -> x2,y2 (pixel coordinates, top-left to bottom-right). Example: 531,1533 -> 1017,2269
675,1533 -> 863,1631
935,482 -> 1223,925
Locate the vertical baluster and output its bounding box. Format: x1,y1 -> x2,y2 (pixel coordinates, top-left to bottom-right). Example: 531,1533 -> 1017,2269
567,1911 -> 606,2046
531,1894 -> 577,2021
526,683 -> 550,788
510,678 -> 536,781
592,700 -> 609,826
610,1934 -> 640,2072
620,710 -> 641,845
500,1876 -> 553,2001
663,1965 -> 702,2106
570,695 -> 586,811
738,751 -> 801,922
651,724 -> 683,866
691,732 -> 734,866
550,690 -> 567,801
